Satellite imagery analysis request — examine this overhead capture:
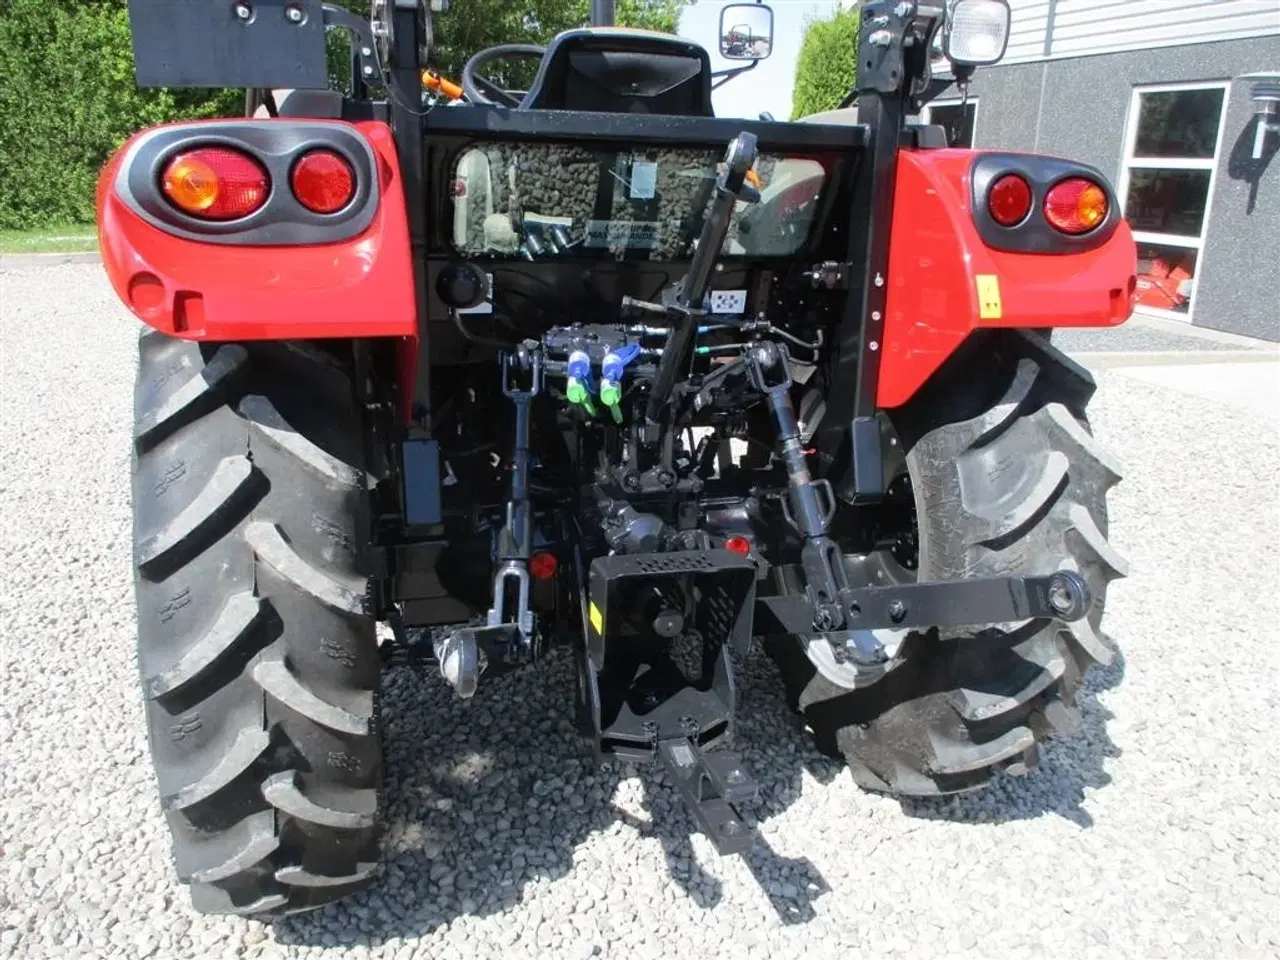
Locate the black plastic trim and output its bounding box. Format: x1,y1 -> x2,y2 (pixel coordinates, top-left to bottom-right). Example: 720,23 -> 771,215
970,152 -> 1121,254
115,121 -> 380,246
423,105 -> 868,151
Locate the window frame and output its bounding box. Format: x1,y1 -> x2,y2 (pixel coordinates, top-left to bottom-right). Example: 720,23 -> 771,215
921,96 -> 980,148
1116,80 -> 1231,321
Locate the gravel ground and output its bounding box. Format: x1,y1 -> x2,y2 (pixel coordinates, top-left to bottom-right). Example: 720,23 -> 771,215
2,262 -> 1278,960
1052,324 -> 1247,353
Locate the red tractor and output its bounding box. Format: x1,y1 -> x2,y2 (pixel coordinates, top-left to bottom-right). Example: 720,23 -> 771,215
99,0 -> 1134,917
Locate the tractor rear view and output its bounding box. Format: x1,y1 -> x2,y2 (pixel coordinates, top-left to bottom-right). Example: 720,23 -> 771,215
100,0 -> 1134,916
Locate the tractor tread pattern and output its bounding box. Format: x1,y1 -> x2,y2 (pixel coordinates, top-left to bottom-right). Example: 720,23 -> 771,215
769,339 -> 1127,796
132,335 -> 381,918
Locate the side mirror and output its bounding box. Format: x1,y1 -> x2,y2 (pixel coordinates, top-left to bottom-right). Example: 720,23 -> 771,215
719,3 -> 774,61
943,0 -> 1011,67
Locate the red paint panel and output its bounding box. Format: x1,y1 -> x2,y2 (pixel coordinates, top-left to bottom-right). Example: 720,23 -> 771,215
878,149 -> 1137,409
97,119 -> 419,421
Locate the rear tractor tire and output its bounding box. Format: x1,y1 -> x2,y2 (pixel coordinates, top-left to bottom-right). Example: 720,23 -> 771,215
131,330 -> 383,916
768,331 -> 1128,796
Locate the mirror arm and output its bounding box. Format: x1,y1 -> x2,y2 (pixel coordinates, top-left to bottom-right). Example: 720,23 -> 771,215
711,59 -> 759,90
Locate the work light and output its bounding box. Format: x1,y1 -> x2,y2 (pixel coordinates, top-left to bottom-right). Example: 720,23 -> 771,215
944,0 -> 1011,66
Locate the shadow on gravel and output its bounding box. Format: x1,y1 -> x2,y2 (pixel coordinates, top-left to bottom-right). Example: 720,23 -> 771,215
272,638 -> 1121,948
271,647 -> 834,949
897,641 -> 1126,830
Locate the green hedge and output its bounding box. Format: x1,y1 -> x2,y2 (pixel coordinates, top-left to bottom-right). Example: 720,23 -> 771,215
0,0 -> 683,231
790,8 -> 860,120
0,0 -> 238,230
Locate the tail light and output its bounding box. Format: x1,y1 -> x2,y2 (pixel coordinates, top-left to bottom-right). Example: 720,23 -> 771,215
161,147 -> 269,220
1044,177 -> 1108,235
290,149 -> 356,214
987,174 -> 1032,227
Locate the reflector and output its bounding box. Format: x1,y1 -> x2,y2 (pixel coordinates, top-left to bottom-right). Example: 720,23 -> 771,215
291,150 -> 356,214
987,174 -> 1032,227
1044,178 -> 1108,235
161,147 -> 269,220
529,552 -> 559,580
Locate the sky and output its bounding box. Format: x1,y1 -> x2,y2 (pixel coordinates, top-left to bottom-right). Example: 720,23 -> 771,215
676,0 -> 842,120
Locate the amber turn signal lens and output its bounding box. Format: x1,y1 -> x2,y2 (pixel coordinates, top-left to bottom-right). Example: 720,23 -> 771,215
987,173 -> 1032,227
291,149 -> 356,214
1044,178 -> 1108,235
161,147 -> 269,220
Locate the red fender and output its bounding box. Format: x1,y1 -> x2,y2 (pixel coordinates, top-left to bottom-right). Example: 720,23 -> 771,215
96,119 -> 419,421
878,149 -> 1137,409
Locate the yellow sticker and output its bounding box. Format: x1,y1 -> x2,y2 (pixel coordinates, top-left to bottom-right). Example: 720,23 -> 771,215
589,601 -> 604,635
976,274 -> 1002,319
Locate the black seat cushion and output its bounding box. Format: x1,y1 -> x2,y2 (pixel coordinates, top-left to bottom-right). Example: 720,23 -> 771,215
520,28 -> 714,116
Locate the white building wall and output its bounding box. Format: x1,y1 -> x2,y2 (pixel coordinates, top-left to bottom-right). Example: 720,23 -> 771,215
1004,0 -> 1279,62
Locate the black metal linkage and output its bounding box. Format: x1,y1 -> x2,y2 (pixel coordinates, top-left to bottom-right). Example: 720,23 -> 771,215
755,571 -> 1093,635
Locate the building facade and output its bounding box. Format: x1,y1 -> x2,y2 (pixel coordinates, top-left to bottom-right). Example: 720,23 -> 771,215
921,0 -> 1280,341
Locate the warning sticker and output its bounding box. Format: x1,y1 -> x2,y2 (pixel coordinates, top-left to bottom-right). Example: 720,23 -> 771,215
583,220 -> 661,250
589,601 -> 604,635
976,274 -> 1002,319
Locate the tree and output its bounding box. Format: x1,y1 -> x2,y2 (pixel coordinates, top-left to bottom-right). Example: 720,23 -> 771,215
429,0 -> 685,79
790,7 -> 859,120
0,0 -> 237,229
0,0 -> 687,228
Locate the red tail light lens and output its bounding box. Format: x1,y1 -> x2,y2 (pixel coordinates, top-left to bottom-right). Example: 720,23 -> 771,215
161,147 -> 269,220
1044,177 -> 1108,235
987,174 -> 1032,227
291,150 -> 356,214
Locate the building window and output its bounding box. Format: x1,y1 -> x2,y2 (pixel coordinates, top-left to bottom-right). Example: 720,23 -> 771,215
922,99 -> 978,147
1119,83 -> 1228,319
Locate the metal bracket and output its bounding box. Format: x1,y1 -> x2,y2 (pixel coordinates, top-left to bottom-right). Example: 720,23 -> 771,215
657,738 -> 758,855
756,570 -> 1093,635
802,261 -> 851,290
322,3 -> 384,84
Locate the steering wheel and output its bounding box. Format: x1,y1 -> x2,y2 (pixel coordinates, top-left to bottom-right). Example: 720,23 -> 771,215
461,44 -> 547,108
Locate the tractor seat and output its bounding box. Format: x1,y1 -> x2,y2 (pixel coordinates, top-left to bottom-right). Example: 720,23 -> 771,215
519,28 -> 714,117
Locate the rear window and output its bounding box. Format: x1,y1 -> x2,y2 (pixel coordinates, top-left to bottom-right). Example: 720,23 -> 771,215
449,142 -> 827,260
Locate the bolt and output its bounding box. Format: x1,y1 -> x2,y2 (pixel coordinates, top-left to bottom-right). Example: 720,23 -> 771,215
871,310 -> 882,321
234,2 -> 252,20
887,599 -> 907,624
869,29 -> 893,47
894,1 -> 915,18
724,820 -> 742,836
361,46 -> 373,57
875,273 -> 885,287
284,4 -> 303,22
726,768 -> 745,785
363,65 -> 375,76
657,469 -> 676,489
813,606 -> 839,632
1047,575 -> 1078,617
869,341 -> 879,352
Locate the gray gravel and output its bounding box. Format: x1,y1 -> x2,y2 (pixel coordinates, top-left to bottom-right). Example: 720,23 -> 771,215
1053,324 -> 1246,353
2,262 -> 1279,959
